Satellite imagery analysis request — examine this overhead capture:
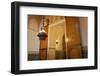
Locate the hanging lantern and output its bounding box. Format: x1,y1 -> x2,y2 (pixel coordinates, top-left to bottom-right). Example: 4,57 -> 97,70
37,16 -> 48,40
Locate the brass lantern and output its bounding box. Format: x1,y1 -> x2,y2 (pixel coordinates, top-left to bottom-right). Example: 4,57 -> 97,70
37,16 -> 47,40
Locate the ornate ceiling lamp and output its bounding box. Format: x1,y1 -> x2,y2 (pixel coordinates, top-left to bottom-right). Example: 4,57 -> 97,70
37,16 -> 47,40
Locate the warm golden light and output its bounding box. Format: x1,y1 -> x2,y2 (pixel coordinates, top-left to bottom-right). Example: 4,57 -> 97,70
56,39 -> 59,44
66,38 -> 69,42
39,29 -> 46,33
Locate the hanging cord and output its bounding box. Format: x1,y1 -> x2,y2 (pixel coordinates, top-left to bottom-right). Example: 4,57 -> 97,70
41,16 -> 45,30
43,16 -> 45,27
